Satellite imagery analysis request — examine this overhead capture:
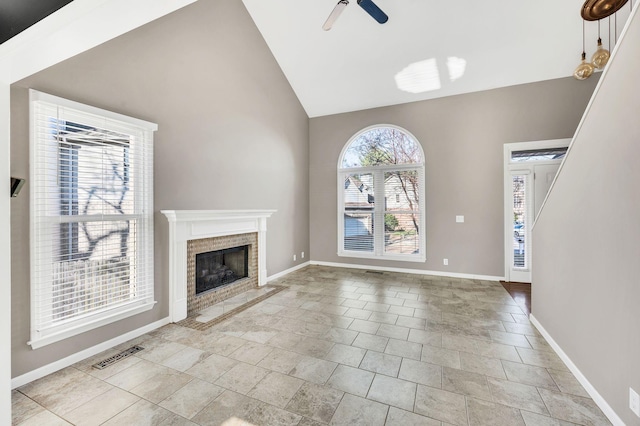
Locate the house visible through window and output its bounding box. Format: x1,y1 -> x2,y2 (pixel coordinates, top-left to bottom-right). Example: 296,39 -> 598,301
29,90 -> 157,349
338,125 -> 426,262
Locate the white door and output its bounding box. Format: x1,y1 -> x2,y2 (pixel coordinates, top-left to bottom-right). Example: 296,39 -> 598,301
504,140 -> 569,283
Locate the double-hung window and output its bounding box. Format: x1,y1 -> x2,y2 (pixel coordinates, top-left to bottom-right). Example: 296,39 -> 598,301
338,125 -> 426,262
29,90 -> 157,348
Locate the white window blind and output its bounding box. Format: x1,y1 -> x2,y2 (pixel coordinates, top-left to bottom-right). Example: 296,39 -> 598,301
511,172 -> 531,271
29,90 -> 157,349
338,126 -> 426,262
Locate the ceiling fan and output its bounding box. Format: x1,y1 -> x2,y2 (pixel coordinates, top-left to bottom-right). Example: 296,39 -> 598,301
322,0 -> 389,31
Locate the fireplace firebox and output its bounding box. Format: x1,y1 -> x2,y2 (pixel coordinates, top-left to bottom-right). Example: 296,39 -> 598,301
195,245 -> 249,295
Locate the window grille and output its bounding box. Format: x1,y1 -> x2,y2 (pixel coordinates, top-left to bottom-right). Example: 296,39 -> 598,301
338,126 -> 425,262
29,90 -> 157,348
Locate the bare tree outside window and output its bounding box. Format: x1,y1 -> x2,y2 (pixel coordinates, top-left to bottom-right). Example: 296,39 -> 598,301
351,127 -> 420,233
53,123 -> 135,320
30,90 -> 156,348
339,126 -> 425,259
342,127 -> 421,167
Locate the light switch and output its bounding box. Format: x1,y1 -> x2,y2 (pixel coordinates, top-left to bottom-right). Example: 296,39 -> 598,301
456,215 -> 464,223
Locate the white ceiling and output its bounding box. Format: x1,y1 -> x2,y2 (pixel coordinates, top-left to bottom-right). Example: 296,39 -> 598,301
242,0 -> 630,117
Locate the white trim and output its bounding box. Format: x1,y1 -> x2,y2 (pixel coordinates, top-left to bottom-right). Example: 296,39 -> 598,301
533,2 -> 639,230
267,261 -> 311,282
337,125 -> 426,262
0,1 -> 198,422
527,9 -> 640,422
310,260 -> 503,281
340,163 -> 422,174
28,91 -> 157,348
337,250 -> 425,263
12,316 -> 171,389
161,210 -> 277,223
30,89 -> 158,131
161,210 -> 276,322
28,302 -> 156,350
0,0 -> 198,84
0,79 -> 10,423
503,139 -> 570,282
12,258 -> 308,386
529,315 -> 625,426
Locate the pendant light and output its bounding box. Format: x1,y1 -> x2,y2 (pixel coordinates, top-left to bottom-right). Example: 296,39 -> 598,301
581,0 -> 629,21
574,21 -> 595,80
591,21 -> 610,68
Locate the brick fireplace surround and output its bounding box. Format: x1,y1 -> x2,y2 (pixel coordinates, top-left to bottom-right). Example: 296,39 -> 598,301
161,210 -> 275,322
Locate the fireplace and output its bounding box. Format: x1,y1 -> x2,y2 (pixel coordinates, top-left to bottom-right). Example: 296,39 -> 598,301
186,233 -> 257,317
161,209 -> 275,322
195,245 -> 249,294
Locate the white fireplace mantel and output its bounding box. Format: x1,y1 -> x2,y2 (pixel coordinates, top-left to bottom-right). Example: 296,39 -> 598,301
161,209 -> 275,322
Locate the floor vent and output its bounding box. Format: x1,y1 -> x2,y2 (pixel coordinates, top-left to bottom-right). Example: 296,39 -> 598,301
366,270 -> 384,274
93,345 -> 144,370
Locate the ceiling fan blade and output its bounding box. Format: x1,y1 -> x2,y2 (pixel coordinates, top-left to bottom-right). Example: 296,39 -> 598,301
356,0 -> 388,24
323,0 -> 349,31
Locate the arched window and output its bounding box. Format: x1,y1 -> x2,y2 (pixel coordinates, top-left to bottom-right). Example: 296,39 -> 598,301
338,125 -> 425,262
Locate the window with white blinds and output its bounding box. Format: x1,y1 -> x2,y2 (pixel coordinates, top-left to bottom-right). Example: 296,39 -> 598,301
511,170 -> 534,271
29,90 -> 157,349
338,126 -> 426,262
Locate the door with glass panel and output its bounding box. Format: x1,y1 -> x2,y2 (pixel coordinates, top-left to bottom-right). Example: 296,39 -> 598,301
504,141 -> 568,283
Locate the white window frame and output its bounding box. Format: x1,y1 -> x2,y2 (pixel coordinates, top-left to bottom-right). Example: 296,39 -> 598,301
29,90 -> 157,349
337,125 -> 426,262
503,139 -> 570,283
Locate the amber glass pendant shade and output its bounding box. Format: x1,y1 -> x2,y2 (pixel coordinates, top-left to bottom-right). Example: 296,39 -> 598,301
591,38 -> 611,68
574,52 -> 595,80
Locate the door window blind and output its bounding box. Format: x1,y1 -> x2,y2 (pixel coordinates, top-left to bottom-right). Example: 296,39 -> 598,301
510,169 -> 536,275
29,90 -> 157,348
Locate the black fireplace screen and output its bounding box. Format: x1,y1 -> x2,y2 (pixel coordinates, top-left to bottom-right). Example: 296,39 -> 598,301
195,245 -> 249,294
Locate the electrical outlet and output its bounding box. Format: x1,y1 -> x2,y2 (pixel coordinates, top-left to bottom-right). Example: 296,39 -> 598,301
631,387 -> 640,417
443,259 -> 448,266
456,215 -> 464,223
301,251 -> 305,259
293,254 -> 297,262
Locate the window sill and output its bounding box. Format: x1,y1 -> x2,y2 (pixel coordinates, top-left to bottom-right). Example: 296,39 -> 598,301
338,250 -> 426,263
28,300 -> 156,350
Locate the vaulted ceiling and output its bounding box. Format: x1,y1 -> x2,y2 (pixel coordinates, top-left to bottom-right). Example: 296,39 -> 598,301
242,0 -> 630,117
2,0 -> 632,117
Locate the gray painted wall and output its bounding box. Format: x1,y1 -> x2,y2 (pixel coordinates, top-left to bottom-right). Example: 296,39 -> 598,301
309,77 -> 598,277
10,0 -> 309,377
533,7 -> 640,425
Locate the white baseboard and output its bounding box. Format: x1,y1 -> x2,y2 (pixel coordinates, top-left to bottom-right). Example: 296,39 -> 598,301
529,314 -> 624,426
266,261 -> 311,282
8,260 -> 494,390
310,260 -> 504,282
11,316 -> 171,389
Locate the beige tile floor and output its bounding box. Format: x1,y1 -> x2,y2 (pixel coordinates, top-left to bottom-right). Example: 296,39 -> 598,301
193,287 -> 274,324
12,266 -> 612,426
